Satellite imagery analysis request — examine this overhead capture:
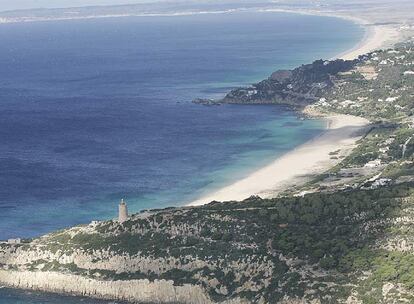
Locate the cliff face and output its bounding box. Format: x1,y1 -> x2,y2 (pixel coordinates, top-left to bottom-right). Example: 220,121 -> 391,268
0,207 -> 277,303
0,270 -> 221,304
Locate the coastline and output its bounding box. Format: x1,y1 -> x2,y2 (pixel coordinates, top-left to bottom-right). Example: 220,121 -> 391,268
337,23 -> 400,60
189,113 -> 370,206
0,6 -> 397,221
0,6 -> 384,237
0,8 -> 412,304
188,10 -> 397,206
0,5 -> 413,304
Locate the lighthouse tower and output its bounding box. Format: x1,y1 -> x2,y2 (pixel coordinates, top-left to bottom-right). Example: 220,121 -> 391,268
118,199 -> 128,223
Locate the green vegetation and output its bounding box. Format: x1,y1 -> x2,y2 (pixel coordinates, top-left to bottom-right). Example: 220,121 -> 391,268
9,182 -> 411,303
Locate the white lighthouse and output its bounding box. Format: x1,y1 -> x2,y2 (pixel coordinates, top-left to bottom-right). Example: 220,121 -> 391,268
118,199 -> 128,223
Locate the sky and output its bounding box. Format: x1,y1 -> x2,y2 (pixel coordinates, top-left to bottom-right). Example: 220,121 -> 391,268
0,0 -> 158,12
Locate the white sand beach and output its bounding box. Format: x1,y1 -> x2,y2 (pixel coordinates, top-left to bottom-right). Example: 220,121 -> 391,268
337,23 -> 401,60
188,7 -> 405,206
189,114 -> 369,206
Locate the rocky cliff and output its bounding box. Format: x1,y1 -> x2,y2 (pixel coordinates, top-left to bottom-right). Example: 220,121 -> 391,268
1,183 -> 414,303
0,270 -> 215,303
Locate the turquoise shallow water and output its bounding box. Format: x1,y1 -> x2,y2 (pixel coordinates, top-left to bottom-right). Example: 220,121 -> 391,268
0,10 -> 363,303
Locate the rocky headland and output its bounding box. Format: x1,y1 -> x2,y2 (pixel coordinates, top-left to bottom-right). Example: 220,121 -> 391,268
193,59 -> 358,109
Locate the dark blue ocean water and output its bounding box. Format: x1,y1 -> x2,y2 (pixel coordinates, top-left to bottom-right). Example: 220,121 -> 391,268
0,10 -> 363,304
0,12 -> 364,240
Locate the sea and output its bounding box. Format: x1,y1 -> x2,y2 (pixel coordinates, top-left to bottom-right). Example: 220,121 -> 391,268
0,10 -> 363,303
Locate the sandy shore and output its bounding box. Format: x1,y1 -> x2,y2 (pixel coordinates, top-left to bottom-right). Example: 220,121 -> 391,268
188,9 -> 399,206
337,23 -> 401,60
189,114 -> 369,206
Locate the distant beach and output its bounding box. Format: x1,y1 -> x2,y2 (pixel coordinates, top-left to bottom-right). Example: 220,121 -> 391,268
336,21 -> 401,60
0,3 -> 411,304
260,8 -> 402,61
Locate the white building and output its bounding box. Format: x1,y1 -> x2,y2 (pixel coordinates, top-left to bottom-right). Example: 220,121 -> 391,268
118,199 -> 129,223
7,238 -> 21,244
364,159 -> 382,168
